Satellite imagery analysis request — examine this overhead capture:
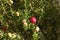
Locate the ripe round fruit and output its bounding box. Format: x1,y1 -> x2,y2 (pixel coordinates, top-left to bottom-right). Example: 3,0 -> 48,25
30,16 -> 37,24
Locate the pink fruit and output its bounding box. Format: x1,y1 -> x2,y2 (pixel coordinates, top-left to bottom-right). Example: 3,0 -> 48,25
30,16 -> 37,24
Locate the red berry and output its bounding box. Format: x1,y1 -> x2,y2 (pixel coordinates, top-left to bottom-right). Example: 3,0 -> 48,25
2,27 -> 7,31
30,16 -> 37,24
